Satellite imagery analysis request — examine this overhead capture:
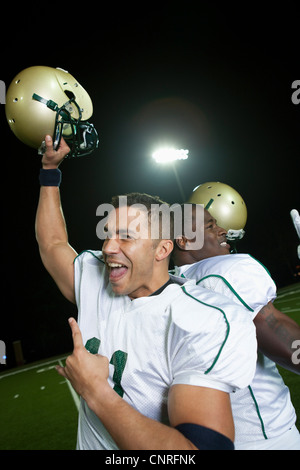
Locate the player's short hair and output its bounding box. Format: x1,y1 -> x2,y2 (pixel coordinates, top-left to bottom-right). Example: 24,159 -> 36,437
111,192 -> 167,211
111,192 -> 175,241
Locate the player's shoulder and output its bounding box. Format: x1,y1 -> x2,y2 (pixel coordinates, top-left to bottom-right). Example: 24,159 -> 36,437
180,280 -> 248,314
202,253 -> 258,268
228,253 -> 271,271
74,250 -> 106,284
74,250 -> 105,266
175,254 -> 251,278
169,281 -> 257,384
198,253 -> 272,279
172,280 -> 252,330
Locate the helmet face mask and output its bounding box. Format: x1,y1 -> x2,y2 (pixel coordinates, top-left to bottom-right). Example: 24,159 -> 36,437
5,66 -> 99,157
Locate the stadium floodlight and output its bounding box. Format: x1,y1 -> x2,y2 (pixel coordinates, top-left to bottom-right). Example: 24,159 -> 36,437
152,147 -> 189,201
152,147 -> 189,164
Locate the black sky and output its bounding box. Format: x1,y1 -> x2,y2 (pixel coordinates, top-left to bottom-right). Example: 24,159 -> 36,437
1,4 -> 299,366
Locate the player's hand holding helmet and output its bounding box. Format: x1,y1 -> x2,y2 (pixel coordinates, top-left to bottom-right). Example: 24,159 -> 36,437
42,135 -> 71,169
5,66 -> 99,158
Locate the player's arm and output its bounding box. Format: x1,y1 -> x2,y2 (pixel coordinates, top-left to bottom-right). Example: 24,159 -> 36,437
254,301 -> 300,374
57,318 -> 234,450
35,135 -> 77,304
84,381 -> 233,450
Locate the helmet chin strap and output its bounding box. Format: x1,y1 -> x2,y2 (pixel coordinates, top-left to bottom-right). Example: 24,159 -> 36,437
32,93 -> 60,112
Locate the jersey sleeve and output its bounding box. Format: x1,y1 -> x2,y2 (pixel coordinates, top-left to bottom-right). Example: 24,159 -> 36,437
169,284 -> 257,393
74,250 -> 105,302
196,255 -> 277,319
74,250 -> 107,336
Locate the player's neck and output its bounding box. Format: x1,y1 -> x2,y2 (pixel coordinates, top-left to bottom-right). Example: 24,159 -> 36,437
173,249 -> 201,267
128,271 -> 170,300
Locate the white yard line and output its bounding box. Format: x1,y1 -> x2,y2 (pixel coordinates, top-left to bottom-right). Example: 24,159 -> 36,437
0,356 -> 80,411
276,290 -> 299,299
280,308 -> 300,314
0,356 -> 68,379
58,359 -> 80,411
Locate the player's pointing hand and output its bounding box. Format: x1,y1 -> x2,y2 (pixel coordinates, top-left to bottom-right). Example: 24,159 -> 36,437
56,318 -> 110,402
69,317 -> 84,350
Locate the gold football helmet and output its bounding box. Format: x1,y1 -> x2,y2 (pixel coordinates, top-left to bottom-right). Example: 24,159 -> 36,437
188,181 -> 247,240
5,66 -> 99,157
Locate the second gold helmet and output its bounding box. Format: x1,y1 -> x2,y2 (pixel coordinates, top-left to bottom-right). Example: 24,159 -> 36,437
188,181 -> 247,239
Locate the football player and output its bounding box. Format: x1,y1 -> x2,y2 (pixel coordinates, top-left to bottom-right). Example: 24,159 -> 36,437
36,136 -> 257,450
172,186 -> 300,450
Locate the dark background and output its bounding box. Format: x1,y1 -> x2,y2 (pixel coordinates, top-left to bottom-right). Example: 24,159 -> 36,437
1,3 -> 299,367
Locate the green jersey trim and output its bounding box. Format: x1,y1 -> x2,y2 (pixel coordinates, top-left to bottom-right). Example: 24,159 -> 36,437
181,286 -> 230,374
195,274 -> 254,312
248,385 -> 268,439
74,250 -> 105,264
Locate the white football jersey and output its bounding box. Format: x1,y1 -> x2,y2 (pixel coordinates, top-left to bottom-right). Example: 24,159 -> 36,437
174,253 -> 299,449
74,250 -> 257,450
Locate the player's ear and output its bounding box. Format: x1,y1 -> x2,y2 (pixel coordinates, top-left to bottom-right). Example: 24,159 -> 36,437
155,239 -> 174,261
175,236 -> 188,250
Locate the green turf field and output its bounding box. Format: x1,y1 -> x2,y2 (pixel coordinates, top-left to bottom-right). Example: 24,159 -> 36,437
273,283 -> 300,433
0,283 -> 299,450
0,356 -> 79,450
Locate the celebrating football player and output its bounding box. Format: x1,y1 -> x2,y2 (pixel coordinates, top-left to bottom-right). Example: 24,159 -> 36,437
172,192 -> 300,450
35,136 -> 257,450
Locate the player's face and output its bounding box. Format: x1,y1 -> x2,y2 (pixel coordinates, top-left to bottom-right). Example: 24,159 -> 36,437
193,209 -> 231,260
102,206 -> 161,299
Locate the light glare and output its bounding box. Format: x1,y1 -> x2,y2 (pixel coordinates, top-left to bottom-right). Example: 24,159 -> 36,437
152,147 -> 189,163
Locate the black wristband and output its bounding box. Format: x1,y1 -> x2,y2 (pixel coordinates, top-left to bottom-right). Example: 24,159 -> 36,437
39,168 -> 62,187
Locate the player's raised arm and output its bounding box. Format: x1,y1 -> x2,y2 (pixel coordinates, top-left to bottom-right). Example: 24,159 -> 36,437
35,135 -> 78,303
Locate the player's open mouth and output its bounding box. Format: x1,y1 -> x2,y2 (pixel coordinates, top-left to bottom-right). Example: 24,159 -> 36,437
107,262 -> 129,281
219,241 -> 230,249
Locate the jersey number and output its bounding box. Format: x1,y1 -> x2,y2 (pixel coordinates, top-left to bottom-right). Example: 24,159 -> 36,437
84,337 -> 128,398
